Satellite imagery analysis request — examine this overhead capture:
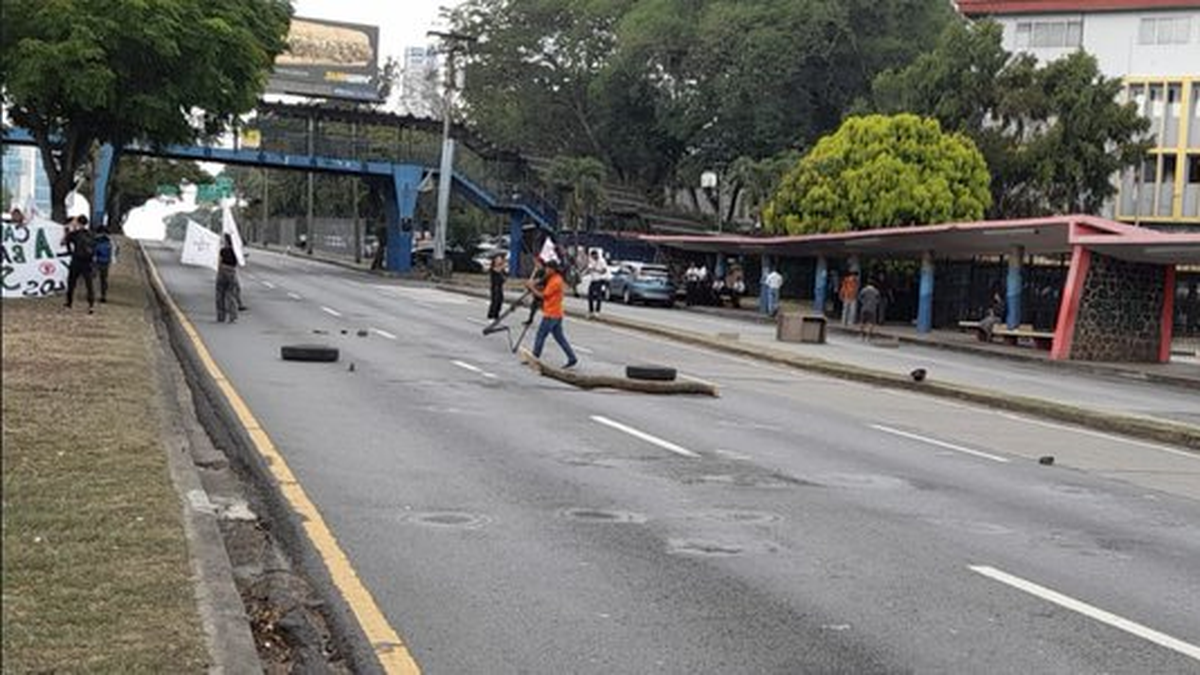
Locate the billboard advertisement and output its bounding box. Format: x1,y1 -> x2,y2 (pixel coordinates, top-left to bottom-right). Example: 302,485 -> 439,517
266,17 -> 382,102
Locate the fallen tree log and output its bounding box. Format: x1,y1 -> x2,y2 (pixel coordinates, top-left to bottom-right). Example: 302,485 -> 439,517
520,350 -> 718,397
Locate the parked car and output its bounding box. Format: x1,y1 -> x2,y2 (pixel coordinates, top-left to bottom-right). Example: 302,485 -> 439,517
608,262 -> 676,307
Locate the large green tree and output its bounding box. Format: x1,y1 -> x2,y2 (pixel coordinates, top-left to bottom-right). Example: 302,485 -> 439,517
545,155 -> 608,233
763,114 -> 991,234
1,0 -> 291,222
450,0 -> 953,200
871,20 -> 1149,217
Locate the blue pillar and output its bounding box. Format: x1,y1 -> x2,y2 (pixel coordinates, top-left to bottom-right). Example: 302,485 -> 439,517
714,253 -> 727,281
813,255 -> 828,315
92,144 -> 117,228
384,165 -> 423,273
917,251 -> 935,334
1006,245 -> 1024,329
508,211 -> 524,277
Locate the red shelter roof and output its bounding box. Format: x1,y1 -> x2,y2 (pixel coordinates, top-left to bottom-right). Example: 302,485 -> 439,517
958,0 -> 1200,15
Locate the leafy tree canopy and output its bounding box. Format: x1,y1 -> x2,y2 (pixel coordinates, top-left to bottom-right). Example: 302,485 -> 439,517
763,114 -> 991,234
450,0 -> 953,195
871,20 -> 1149,217
1,0 -> 292,221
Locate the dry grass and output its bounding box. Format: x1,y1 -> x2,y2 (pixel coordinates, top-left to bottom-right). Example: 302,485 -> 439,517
2,244 -> 208,673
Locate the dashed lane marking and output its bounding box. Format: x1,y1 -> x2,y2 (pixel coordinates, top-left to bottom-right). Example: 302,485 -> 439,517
870,424 -> 1009,463
970,565 -> 1200,662
321,306 -> 343,318
287,292 -> 303,300
371,328 -> 398,340
590,415 -> 700,459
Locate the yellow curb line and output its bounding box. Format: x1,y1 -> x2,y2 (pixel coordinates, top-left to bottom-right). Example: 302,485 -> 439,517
142,246 -> 420,674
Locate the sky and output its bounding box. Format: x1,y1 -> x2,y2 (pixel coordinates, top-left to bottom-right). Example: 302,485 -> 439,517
291,0 -> 465,65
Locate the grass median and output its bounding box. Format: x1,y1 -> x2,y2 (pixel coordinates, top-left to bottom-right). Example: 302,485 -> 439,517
2,245 -> 208,672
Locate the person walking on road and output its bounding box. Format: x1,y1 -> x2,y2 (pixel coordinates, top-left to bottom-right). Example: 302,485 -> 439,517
839,271 -> 860,326
585,250 -> 610,317
858,278 -> 881,341
764,268 -> 783,317
62,215 -> 96,314
92,225 -> 115,303
370,222 -> 388,271
487,253 -> 507,321
528,259 -> 578,369
216,234 -> 240,323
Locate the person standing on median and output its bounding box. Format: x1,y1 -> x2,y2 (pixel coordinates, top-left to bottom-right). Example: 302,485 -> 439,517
216,234 -> 240,324
764,267 -> 783,318
585,250 -> 610,317
62,215 -> 97,314
527,259 -> 578,369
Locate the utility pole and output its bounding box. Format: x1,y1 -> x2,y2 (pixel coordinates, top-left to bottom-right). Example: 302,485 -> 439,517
427,29 -> 477,277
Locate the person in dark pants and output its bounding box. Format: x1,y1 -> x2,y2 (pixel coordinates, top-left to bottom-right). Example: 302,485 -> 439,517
585,250 -> 610,317
93,226 -> 114,303
487,253 -> 507,320
62,215 -> 96,313
216,234 -> 240,323
370,222 -> 388,271
523,256 -> 546,326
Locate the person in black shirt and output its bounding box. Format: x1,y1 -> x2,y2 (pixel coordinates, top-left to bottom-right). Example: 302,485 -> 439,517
62,215 -> 96,313
487,253 -> 507,320
216,234 -> 240,323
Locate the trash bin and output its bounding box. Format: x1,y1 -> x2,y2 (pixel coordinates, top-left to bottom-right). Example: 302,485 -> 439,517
799,315 -> 826,344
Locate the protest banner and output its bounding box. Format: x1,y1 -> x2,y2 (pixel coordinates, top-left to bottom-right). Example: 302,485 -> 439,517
2,217 -> 70,299
180,220 -> 220,271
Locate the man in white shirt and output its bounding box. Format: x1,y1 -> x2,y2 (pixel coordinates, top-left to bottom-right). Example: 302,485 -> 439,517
765,268 -> 783,317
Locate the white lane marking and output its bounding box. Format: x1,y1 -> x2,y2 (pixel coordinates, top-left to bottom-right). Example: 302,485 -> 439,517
574,346 -> 595,355
870,424 -> 1009,463
371,328 -> 397,340
997,413 -> 1198,460
452,359 -> 498,379
321,306 -> 343,317
969,565 -> 1200,662
590,415 -> 700,459
287,292 -> 303,300
262,280 -> 276,289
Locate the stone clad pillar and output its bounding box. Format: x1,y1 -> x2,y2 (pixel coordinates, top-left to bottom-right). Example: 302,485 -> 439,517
917,251 -> 935,334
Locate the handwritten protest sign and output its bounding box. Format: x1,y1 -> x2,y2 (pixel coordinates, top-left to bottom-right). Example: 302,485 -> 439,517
2,218 -> 69,299
180,220 -> 220,271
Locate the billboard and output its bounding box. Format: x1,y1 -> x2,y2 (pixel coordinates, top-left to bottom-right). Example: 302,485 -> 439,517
266,17 -> 382,102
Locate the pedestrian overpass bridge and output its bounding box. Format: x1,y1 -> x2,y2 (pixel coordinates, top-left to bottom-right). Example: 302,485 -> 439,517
2,101 -> 558,274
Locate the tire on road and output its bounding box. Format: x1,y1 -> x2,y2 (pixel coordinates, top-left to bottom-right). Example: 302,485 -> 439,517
281,344 -> 340,363
626,365 -> 677,382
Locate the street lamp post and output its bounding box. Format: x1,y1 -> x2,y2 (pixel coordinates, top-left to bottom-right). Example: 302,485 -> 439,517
701,170 -> 720,233
427,29 -> 477,277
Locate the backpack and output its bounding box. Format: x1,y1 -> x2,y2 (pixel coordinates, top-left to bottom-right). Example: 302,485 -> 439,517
94,236 -> 113,265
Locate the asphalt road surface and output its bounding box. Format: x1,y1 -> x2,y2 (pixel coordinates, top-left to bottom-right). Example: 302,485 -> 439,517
149,244 -> 1200,674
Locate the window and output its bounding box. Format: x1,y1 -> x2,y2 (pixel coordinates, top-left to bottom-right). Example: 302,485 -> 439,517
1014,20 -> 1083,48
1139,17 -> 1191,45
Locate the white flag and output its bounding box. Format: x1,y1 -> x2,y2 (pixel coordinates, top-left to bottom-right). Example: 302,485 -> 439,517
538,237 -> 559,264
180,220 -> 220,271
221,204 -> 246,266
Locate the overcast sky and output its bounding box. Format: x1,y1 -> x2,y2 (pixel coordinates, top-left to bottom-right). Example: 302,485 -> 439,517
291,0 -> 464,64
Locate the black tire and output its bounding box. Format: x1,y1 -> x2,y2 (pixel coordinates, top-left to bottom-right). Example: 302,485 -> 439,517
626,365 -> 677,382
281,344 -> 340,362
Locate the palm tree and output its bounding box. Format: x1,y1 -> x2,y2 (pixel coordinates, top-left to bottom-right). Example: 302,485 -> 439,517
546,155 -> 608,234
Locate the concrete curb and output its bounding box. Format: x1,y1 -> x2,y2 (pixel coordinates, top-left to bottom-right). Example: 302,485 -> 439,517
138,244 -> 386,675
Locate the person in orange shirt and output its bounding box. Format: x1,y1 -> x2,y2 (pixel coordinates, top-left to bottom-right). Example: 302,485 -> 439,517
527,259 -> 578,368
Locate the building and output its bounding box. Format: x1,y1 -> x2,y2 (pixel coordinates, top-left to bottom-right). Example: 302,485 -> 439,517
400,45 -> 441,119
958,0 -> 1200,228
2,145 -> 51,216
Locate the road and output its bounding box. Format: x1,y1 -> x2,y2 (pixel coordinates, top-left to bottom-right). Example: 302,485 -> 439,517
149,243 -> 1200,674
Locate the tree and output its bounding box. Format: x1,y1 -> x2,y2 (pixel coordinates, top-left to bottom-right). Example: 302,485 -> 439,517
450,0 -> 953,199
763,114 -> 991,234
725,150 -> 801,228
545,156 -> 608,232
1,0 -> 291,222
871,20 -> 1149,217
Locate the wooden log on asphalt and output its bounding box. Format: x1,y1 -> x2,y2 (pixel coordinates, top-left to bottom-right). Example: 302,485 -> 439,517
519,349 -> 718,397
